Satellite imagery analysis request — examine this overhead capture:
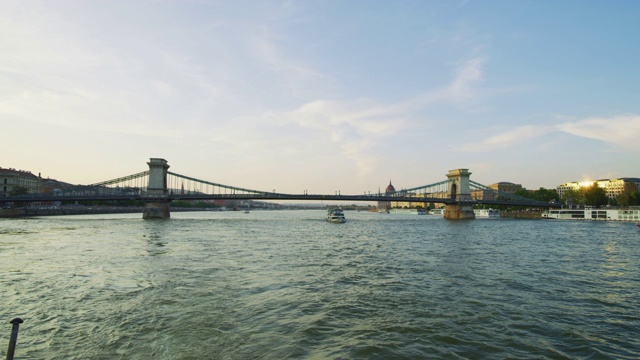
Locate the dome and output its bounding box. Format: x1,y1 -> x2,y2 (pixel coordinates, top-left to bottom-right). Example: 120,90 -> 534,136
385,181 -> 396,193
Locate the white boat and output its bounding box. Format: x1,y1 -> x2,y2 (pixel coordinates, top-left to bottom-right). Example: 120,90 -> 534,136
474,209 -> 501,218
429,208 -> 445,215
390,209 -> 426,215
326,208 -> 346,223
542,208 -> 640,221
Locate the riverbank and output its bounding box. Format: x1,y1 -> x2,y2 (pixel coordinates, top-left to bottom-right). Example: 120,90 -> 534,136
1,206 -> 143,218
0,206 -> 221,218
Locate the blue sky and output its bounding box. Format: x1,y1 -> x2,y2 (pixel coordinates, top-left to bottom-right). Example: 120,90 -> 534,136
2,0 -> 639,194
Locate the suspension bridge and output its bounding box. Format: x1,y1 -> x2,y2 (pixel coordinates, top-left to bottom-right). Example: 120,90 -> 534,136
1,158 -> 560,219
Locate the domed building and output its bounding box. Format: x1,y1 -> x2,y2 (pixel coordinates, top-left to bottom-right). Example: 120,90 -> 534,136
379,180 -> 431,211
385,181 -> 396,194
378,180 -> 395,211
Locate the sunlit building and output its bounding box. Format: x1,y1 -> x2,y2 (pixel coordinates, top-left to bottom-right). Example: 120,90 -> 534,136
557,178 -> 640,201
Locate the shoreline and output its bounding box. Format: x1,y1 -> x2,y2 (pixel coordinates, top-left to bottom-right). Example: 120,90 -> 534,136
0,206 -> 220,218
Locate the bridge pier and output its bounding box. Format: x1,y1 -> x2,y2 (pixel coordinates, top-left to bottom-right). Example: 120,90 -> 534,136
143,158 -> 171,219
143,201 -> 170,219
444,203 -> 475,219
444,169 -> 476,220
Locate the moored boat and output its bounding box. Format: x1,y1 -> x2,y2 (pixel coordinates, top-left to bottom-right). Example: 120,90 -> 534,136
474,209 -> 501,218
390,209 -> 426,215
542,208 -> 640,221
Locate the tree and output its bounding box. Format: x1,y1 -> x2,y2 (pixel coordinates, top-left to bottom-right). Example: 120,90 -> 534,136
616,192 -> 631,207
618,190 -> 640,207
514,189 -> 534,200
582,184 -> 608,207
562,189 -> 584,206
535,187 -> 560,202
514,188 -> 560,202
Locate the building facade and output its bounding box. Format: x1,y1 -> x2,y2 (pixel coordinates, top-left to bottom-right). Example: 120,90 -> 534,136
1,167 -> 42,196
557,178 -> 640,201
471,182 -> 523,201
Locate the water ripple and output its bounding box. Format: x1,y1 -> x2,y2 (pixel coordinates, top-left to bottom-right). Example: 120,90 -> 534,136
1,212 -> 640,358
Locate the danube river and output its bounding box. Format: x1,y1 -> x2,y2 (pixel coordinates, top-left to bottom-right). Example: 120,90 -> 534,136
1,210 -> 639,359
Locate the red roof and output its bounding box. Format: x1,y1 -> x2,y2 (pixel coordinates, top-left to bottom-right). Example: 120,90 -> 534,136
385,181 -> 395,193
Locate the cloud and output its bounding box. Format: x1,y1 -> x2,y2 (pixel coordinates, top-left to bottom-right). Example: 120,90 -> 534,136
411,56 -> 488,107
340,140 -> 379,176
252,55 -> 492,175
556,115 -> 640,151
459,125 -> 554,152
263,98 -> 412,176
446,56 -> 487,102
458,115 -> 640,153
288,99 -> 410,134
250,32 -> 325,91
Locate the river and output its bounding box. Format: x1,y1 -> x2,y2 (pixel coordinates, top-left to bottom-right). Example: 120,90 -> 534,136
1,210 -> 639,359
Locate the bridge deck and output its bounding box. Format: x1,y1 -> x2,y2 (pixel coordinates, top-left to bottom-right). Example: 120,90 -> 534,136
1,193 -> 560,208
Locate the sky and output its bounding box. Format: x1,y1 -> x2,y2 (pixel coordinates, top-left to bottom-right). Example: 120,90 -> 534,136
2,0 -> 640,195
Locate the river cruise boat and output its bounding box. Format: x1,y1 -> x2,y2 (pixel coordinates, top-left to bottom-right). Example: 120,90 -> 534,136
474,209 -> 501,218
542,208 -> 640,221
390,209 -> 426,215
326,208 -> 346,223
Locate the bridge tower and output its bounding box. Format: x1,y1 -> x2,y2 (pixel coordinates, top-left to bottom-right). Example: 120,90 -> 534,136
143,158 -> 171,219
444,168 -> 476,220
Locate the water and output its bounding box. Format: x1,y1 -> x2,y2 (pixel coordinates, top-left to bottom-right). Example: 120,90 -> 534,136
1,210 -> 639,359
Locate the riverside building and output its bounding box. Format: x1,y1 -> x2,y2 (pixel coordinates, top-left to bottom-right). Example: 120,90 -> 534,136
0,167 -> 42,196
556,178 -> 640,201
471,182 -> 523,201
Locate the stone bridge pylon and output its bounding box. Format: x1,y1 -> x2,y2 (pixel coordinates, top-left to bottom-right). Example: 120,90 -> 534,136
444,168 -> 476,219
143,158 -> 171,219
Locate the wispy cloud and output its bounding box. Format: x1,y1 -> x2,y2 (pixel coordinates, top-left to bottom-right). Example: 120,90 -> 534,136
250,31 -> 325,94
268,98 -> 411,176
445,56 -> 487,102
459,125 -> 554,152
556,115 -> 640,151
250,54 -> 494,175
458,115 -> 640,153
411,56 -> 489,107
